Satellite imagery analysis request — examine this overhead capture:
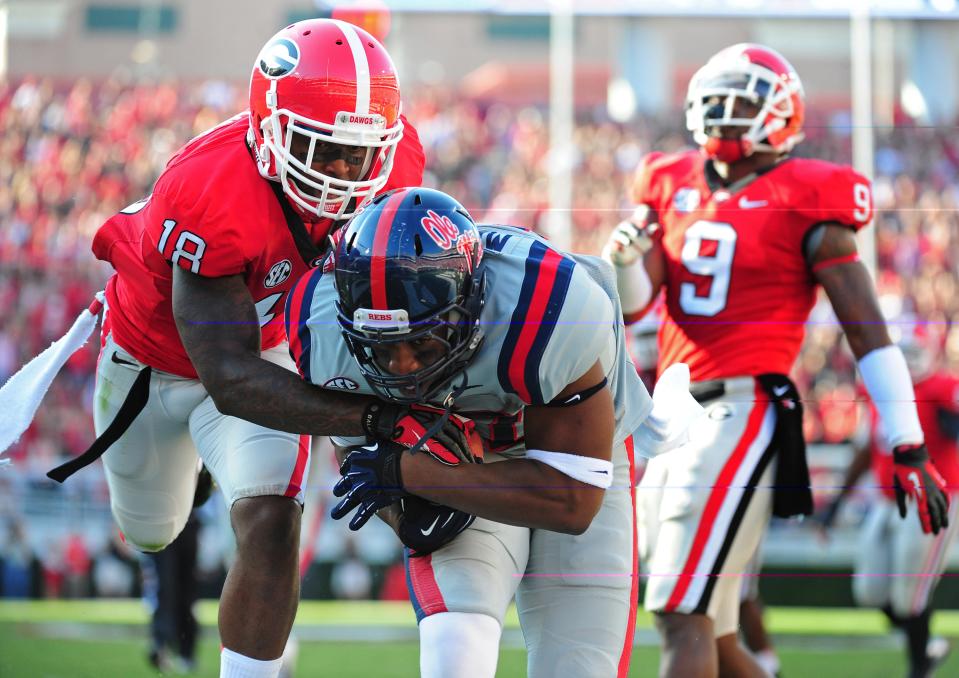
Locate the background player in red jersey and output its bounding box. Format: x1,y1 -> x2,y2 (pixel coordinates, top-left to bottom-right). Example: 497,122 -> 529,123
603,43 -> 950,678
818,326 -> 959,678
41,19 -> 458,678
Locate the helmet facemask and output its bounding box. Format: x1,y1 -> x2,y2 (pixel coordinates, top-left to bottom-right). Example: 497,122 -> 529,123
258,96 -> 402,220
338,273 -> 486,404
686,60 -> 803,161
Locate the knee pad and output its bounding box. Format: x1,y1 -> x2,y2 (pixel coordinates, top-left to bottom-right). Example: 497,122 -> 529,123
110,493 -> 187,552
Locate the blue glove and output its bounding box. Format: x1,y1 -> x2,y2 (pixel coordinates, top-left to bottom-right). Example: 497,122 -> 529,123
397,496 -> 475,555
330,441 -> 408,531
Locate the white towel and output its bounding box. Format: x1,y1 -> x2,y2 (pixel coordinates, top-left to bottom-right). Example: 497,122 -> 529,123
634,363 -> 705,457
0,293 -> 103,466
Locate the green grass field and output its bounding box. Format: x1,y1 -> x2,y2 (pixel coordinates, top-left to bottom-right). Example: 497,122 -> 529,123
1,600 -> 957,677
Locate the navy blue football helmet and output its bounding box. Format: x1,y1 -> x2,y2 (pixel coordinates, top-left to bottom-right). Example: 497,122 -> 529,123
335,187 -> 486,403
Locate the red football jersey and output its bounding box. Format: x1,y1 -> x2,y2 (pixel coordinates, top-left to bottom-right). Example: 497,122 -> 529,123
93,112 -> 425,378
633,150 -> 873,381
869,372 -> 959,498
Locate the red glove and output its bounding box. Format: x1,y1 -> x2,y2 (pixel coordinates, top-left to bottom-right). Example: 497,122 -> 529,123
393,405 -> 484,466
892,443 -> 950,535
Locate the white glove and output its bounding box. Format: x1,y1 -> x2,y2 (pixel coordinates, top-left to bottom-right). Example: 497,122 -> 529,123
602,219 -> 655,267
634,363 -> 705,457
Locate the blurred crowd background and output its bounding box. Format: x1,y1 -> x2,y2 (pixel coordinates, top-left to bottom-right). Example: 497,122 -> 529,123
2,71 -> 958,601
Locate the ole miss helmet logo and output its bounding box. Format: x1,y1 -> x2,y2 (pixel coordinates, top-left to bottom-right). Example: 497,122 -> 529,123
420,210 -> 460,249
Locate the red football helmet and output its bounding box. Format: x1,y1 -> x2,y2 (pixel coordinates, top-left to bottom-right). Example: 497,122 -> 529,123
685,43 -> 805,163
249,19 -> 403,221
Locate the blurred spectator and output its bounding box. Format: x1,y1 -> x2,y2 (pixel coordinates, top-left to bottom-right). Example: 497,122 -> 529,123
63,532 -> 91,598
0,519 -> 35,598
92,530 -> 140,597
330,541 -> 373,600
142,512 -> 201,674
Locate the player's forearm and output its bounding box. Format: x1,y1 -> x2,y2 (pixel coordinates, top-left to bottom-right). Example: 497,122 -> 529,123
173,267 -> 374,436
202,354 -> 372,436
400,454 -> 604,534
823,272 -> 891,359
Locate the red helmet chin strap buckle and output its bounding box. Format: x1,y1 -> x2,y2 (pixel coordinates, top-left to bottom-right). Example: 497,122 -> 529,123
703,137 -> 749,163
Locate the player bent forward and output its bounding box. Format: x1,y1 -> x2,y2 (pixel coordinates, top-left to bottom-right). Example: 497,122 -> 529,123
284,187 -> 689,678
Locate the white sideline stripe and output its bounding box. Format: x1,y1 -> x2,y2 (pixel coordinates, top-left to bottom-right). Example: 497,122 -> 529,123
332,20 -> 371,114
680,402 -> 776,610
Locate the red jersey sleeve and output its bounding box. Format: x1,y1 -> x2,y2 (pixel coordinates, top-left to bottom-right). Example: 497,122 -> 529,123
148,182 -> 255,278
791,162 -> 873,231
629,151 -> 665,209
382,114 -> 425,191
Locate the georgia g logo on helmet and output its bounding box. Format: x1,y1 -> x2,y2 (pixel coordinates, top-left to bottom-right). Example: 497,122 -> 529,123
257,38 -> 300,79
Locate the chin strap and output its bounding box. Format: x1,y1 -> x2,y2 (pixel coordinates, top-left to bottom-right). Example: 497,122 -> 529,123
407,376 -> 471,456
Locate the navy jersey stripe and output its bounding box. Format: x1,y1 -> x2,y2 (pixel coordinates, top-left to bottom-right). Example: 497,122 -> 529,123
497,240 -> 576,403
523,252 -> 575,403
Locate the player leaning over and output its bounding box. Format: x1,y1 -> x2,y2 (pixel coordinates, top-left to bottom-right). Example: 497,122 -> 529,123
34,19 -> 471,678
284,186 -> 699,677
603,43 -> 950,678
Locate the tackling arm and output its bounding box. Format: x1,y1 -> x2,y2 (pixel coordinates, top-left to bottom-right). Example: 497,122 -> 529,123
398,360 -> 614,535
173,267 -> 374,437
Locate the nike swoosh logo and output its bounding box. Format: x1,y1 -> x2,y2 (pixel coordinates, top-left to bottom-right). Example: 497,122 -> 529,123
420,516 -> 441,536
592,470 -> 609,475
111,352 -> 137,367
772,385 -> 790,397
908,471 -> 924,499
738,197 -> 768,209
564,394 -> 582,405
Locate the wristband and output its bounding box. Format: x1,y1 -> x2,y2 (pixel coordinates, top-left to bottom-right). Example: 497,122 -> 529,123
361,401 -> 402,440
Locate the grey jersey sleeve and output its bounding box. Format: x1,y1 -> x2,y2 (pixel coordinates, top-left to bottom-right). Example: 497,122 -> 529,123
536,268 -> 615,403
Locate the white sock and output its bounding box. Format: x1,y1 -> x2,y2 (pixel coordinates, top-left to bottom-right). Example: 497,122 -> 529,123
420,612 -> 501,678
220,647 -> 283,678
754,648 -> 780,676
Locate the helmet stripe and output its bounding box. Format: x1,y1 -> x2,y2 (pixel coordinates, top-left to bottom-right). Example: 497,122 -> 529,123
331,19 -> 371,114
370,191 -> 406,309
